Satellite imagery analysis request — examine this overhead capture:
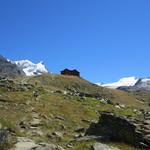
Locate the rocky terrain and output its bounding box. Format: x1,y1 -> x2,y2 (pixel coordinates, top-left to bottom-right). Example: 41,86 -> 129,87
0,73 -> 149,150
0,55 -> 150,150
87,112 -> 150,149
0,55 -> 25,77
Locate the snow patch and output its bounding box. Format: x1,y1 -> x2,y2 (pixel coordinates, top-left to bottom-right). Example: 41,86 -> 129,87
140,78 -> 150,83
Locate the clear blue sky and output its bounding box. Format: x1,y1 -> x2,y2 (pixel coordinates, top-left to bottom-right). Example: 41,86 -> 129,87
0,0 -> 150,83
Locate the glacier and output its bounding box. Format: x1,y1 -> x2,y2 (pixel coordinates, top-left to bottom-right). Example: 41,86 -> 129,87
97,77 -> 139,89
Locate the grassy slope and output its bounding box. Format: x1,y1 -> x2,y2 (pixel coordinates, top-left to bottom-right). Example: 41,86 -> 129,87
0,74 -> 143,150
23,74 -> 143,107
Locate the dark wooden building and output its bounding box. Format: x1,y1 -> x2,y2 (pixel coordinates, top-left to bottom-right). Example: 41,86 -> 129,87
61,69 -> 80,77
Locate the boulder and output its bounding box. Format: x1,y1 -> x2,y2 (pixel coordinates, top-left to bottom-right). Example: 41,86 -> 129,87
91,143 -> 120,150
86,112 -> 150,149
34,142 -> 65,150
0,129 -> 10,147
13,137 -> 65,150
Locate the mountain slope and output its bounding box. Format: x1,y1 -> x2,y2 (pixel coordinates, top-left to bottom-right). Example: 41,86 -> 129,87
0,55 -> 25,77
0,75 -> 141,150
126,77 -> 150,91
98,77 -> 139,89
21,74 -> 142,107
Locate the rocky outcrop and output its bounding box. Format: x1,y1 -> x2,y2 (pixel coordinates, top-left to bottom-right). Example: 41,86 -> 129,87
0,129 -> 10,148
0,77 -> 34,92
86,112 -> 150,149
13,137 -> 65,150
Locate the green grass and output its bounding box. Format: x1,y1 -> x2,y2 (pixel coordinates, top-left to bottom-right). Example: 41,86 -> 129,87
0,74 -> 146,150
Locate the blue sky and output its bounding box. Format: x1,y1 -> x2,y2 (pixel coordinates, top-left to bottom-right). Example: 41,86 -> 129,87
0,0 -> 150,83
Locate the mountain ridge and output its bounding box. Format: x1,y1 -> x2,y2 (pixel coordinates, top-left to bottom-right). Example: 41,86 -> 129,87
14,60 -> 49,76
0,55 -> 25,77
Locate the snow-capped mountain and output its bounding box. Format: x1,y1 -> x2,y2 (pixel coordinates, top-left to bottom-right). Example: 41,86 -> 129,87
14,60 -> 48,76
126,77 -> 150,92
97,77 -> 139,89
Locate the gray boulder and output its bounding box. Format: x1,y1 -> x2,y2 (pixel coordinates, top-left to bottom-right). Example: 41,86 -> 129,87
35,143 -> 64,150
91,143 -> 120,150
13,137 -> 65,150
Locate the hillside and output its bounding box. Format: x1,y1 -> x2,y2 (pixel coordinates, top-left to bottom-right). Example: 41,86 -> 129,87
22,74 -> 143,107
0,74 -> 148,150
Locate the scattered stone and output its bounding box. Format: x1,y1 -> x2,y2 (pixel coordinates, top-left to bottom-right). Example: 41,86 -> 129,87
13,137 -> 65,150
107,100 -> 114,105
55,116 -> 65,121
66,144 -> 73,148
81,119 -> 91,123
47,132 -> 63,141
63,91 -> 68,95
30,130 -> 44,137
114,105 -> 121,109
75,135 -> 110,142
86,112 -> 150,149
54,90 -> 63,94
13,137 -> 37,150
99,99 -> 107,104
0,129 -> 10,147
40,114 -> 48,120
75,127 -> 86,133
19,121 -> 30,130
91,143 -> 120,150
119,104 -> 125,108
34,142 -> 65,150
59,125 -> 66,130
30,118 -> 41,127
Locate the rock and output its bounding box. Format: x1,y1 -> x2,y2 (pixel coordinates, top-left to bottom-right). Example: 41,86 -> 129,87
55,116 -> 65,121
30,118 -> 41,127
114,105 -> 121,109
47,132 -> 63,141
32,112 -> 39,119
30,130 -> 44,136
91,143 -> 120,150
13,137 -> 65,150
66,144 -> 73,148
19,121 -> 30,129
63,91 -> 68,95
81,119 -> 91,123
52,132 -> 63,138
75,135 -> 110,142
54,90 -> 63,94
14,137 -> 38,150
0,55 -> 25,78
107,100 -> 114,105
0,129 -> 10,147
34,142 -> 65,150
86,112 -> 150,148
99,99 -> 107,104
73,133 -> 85,139
59,125 -> 66,130
40,114 -> 48,120
75,127 -> 86,133
119,104 -> 125,108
